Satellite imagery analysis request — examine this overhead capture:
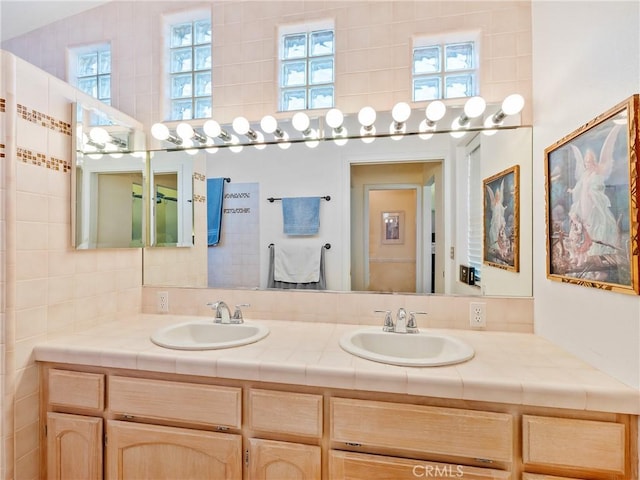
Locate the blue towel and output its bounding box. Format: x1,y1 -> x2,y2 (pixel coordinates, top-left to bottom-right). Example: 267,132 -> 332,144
207,178 -> 225,246
282,197 -> 321,235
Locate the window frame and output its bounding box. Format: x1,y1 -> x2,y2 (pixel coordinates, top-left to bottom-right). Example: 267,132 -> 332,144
163,8 -> 212,121
68,43 -> 112,105
278,21 -> 335,112
412,31 -> 480,102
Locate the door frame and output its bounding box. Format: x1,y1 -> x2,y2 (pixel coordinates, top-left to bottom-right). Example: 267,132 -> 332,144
363,184 -> 425,292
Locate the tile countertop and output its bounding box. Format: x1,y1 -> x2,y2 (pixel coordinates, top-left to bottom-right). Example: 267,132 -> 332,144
33,314 -> 640,415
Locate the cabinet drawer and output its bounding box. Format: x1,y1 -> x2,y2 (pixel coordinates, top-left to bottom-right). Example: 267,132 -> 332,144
522,415 -> 625,475
330,398 -> 513,464
522,474 -> 586,480
329,450 -> 511,479
248,389 -> 322,438
108,376 -> 241,429
48,369 -> 105,411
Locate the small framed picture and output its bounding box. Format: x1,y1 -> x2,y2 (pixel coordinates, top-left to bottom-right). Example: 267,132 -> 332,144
545,94 -> 640,295
381,211 -> 404,244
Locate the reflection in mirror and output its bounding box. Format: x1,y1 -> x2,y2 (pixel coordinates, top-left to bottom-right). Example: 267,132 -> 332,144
148,151 -> 195,247
73,153 -> 146,248
72,101 -> 147,249
142,123 -> 532,297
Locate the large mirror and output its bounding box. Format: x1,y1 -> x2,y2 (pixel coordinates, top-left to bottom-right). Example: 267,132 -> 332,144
142,122 -> 532,297
73,102 -> 532,296
73,102 -> 197,250
72,102 -> 147,249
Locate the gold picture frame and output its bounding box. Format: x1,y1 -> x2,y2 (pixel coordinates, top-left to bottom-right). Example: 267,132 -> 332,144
545,94 -> 640,295
483,165 -> 520,272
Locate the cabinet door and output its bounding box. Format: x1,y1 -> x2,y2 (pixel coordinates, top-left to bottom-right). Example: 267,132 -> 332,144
105,420 -> 242,480
47,412 -> 103,480
329,450 -> 511,480
249,438 -> 321,480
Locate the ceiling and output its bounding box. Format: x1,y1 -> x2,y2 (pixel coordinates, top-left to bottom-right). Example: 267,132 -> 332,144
0,1 -> 111,43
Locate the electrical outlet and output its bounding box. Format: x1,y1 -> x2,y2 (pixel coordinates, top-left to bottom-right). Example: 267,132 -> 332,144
469,302 -> 486,328
157,291 -> 169,313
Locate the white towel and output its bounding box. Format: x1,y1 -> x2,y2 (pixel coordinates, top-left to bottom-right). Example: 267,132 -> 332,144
274,243 -> 322,283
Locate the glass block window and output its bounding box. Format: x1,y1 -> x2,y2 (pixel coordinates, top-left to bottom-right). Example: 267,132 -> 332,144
280,29 -> 334,111
74,45 -> 111,105
413,40 -> 477,102
169,18 -> 212,120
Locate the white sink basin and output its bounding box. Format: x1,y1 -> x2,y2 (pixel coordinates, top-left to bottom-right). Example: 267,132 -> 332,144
339,327 -> 474,367
151,320 -> 269,350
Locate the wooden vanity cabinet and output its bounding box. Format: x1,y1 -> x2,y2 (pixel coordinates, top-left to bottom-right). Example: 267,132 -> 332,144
40,364 -> 637,480
246,388 -> 323,479
45,369 -> 105,480
106,420 -> 241,479
329,450 -> 512,479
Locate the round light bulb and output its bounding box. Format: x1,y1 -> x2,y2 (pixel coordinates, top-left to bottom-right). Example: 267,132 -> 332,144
176,122 -> 195,140
501,94 -> 525,116
333,127 -> 348,146
389,122 -> 406,140
483,116 -> 499,136
229,135 -> 243,153
89,127 -> 109,144
232,116 -> 250,135
203,120 -> 221,138
463,96 -> 487,119
277,132 -> 291,149
151,123 -> 170,141
260,115 -> 278,134
358,106 -> 377,127
360,124 -> 376,143
426,100 -> 446,122
391,102 -> 411,123
254,132 -> 266,150
292,112 -> 310,132
325,108 -> 344,129
418,120 -> 435,140
205,146 -> 219,154
450,118 -> 467,138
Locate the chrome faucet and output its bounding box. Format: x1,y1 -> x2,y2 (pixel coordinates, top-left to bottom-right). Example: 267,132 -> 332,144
375,308 -> 426,333
207,301 -> 232,324
232,303 -> 250,323
395,308 -> 408,333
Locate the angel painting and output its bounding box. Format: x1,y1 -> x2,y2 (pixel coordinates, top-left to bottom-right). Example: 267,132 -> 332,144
483,166 -> 519,271
546,109 -> 633,289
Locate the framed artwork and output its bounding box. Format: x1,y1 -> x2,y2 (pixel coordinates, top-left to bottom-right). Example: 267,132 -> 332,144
483,165 -> 520,271
545,94 -> 640,295
381,211 -> 404,244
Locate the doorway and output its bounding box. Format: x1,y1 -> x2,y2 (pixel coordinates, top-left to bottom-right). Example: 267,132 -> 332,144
350,161 -> 441,293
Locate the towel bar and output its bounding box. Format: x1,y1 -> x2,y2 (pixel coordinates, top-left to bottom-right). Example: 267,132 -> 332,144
267,196 -> 330,203
269,243 -> 331,249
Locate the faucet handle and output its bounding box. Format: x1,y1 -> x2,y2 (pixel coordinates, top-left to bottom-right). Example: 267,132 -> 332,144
232,304 -> 250,323
375,310 -> 394,332
407,311 -> 427,333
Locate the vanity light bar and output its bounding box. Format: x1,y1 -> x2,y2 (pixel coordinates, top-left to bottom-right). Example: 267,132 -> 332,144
151,94 -> 525,150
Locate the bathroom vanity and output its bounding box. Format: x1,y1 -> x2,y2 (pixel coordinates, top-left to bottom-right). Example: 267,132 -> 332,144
36,315 -> 639,480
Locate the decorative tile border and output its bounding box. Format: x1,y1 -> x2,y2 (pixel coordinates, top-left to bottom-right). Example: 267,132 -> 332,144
0,98 -> 5,113
193,194 -> 206,203
16,147 -> 71,173
17,104 -> 71,136
193,172 -> 206,182
0,143 -> 4,159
